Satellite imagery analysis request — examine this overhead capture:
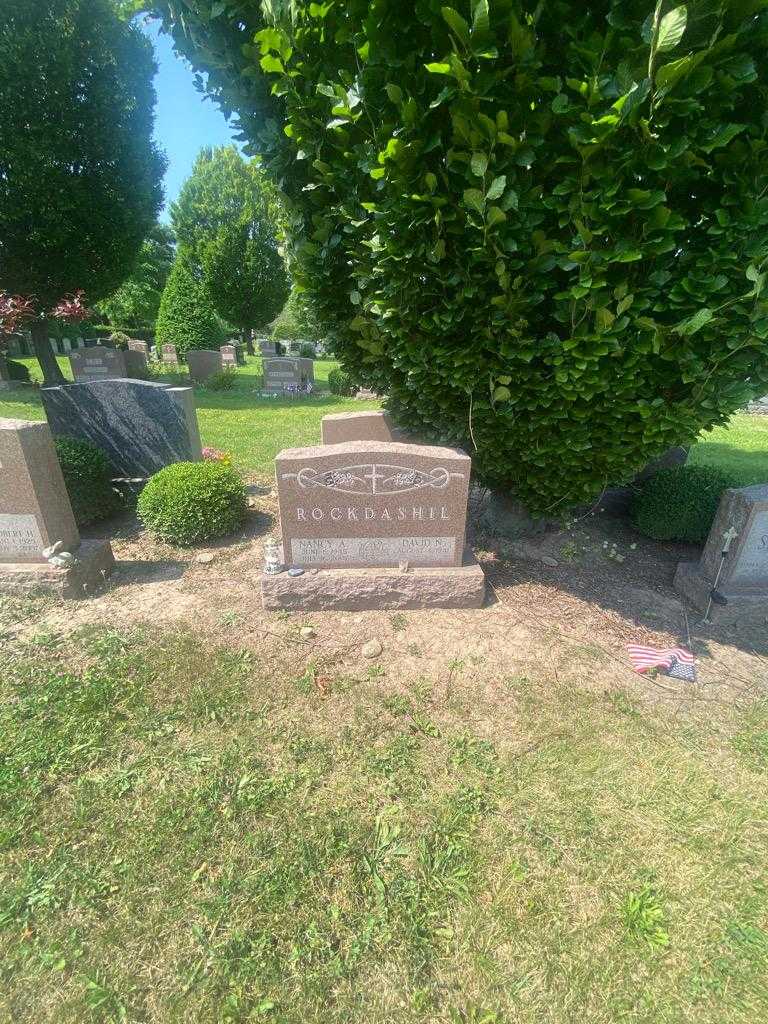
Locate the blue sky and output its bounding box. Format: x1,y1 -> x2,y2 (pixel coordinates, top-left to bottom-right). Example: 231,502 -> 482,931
141,18 -> 241,220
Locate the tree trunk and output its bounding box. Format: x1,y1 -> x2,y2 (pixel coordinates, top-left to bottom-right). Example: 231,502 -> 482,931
30,320 -> 65,385
242,327 -> 255,357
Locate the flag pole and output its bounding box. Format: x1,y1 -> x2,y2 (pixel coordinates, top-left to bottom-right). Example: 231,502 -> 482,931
702,525 -> 738,623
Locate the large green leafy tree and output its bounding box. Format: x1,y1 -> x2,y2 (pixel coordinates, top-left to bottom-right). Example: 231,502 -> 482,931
171,146 -> 288,351
0,0 -> 165,383
97,223 -> 176,330
152,1 -> 768,513
155,249 -> 226,356
271,286 -> 324,343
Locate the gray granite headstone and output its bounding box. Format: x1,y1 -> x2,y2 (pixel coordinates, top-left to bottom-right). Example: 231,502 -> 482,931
259,339 -> 277,356
187,349 -> 224,384
0,353 -> 11,390
41,379 -> 203,478
263,356 -> 315,393
70,344 -> 147,381
127,339 -> 149,357
674,484 -> 768,623
124,349 -> 148,378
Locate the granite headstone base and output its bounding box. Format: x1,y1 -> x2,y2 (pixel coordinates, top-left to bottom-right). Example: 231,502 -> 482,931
0,539 -> 114,599
673,561 -> 767,626
41,379 -> 202,478
261,546 -> 486,610
321,411 -> 401,445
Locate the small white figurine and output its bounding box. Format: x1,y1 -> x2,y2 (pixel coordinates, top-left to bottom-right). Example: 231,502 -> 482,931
42,540 -> 77,569
263,537 -> 284,575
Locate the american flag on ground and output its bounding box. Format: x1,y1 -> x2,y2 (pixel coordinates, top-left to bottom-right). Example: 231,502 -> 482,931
626,644 -> 697,681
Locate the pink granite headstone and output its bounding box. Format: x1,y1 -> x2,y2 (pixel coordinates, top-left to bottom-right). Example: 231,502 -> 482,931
0,418 -> 80,563
161,344 -> 179,367
275,440 -> 471,569
220,344 -> 237,367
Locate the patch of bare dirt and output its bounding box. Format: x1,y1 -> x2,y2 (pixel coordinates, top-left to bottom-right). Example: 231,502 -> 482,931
13,490 -> 768,710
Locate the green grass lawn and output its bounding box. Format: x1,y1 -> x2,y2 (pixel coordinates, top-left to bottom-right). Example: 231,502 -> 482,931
0,355 -> 376,479
1,617 -> 766,1023
688,414 -> 768,485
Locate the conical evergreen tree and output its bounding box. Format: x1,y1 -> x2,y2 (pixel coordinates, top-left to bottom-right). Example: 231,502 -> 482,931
155,249 -> 225,356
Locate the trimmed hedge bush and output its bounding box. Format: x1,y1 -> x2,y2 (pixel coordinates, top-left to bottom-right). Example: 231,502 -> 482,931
157,1 -> 768,514
205,367 -> 238,391
137,461 -> 248,546
54,437 -> 121,527
155,249 -> 226,357
328,367 -> 354,397
631,466 -> 738,544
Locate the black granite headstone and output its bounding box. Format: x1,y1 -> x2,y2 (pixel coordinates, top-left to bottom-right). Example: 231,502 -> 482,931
41,379 -> 203,478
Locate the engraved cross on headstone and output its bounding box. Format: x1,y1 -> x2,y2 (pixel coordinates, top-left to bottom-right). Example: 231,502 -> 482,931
721,525 -> 738,552
363,464 -> 384,494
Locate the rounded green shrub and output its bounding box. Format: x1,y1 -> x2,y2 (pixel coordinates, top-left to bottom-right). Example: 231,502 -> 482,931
328,366 -> 354,397
631,466 -> 738,544
108,330 -> 131,350
205,367 -> 238,391
137,461 -> 248,546
54,437 -> 121,526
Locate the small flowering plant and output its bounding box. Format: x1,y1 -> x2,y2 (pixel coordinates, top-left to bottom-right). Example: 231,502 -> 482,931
202,446 -> 233,467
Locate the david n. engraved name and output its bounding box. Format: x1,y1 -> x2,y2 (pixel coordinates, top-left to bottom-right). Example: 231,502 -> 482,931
295,504 -> 451,523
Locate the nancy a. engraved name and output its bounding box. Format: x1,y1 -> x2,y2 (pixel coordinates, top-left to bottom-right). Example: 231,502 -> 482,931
290,535 -> 455,565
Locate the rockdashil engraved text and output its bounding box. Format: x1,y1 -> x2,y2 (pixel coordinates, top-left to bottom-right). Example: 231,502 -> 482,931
282,461 -> 465,524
